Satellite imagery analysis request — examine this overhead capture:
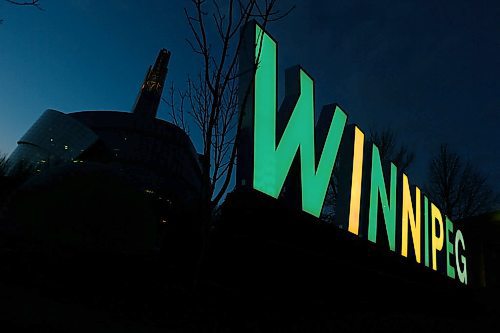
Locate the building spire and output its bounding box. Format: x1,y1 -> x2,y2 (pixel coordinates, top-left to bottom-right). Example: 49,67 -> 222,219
132,48 -> 171,118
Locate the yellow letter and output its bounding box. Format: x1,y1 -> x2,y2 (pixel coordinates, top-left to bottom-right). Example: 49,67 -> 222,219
348,127 -> 364,235
401,174 -> 421,263
431,203 -> 444,271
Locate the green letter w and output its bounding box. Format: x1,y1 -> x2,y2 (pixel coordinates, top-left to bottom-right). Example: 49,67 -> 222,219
252,24 -> 347,217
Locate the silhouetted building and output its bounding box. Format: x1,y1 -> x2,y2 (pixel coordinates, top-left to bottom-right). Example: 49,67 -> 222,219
7,49 -> 202,210
5,50 -> 205,271
7,109 -> 99,172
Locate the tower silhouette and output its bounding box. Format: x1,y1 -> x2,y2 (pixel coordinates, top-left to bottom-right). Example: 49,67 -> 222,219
132,48 -> 171,118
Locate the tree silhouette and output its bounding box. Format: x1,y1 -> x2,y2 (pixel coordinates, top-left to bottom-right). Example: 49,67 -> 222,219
427,144 -> 499,220
321,127 -> 415,222
167,0 -> 294,210
369,128 -> 415,173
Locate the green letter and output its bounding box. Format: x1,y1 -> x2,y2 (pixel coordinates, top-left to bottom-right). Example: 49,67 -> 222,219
445,218 -> 456,279
424,196 -> 430,267
368,145 -> 397,251
455,229 -> 467,285
253,24 -> 347,217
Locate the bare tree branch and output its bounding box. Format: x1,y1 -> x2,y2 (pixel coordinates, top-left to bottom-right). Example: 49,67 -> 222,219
1,0 -> 44,23
5,0 -> 44,10
427,144 -> 499,220
167,0 -> 293,210
162,82 -> 189,133
370,128 -> 415,173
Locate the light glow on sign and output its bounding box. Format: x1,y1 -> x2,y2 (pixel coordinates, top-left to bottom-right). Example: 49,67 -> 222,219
253,24 -> 347,217
401,174 -> 421,263
424,195 -> 430,267
368,145 -> 397,252
431,203 -> 444,271
455,229 -> 467,284
348,127 -> 364,235
446,218 -> 456,279
241,21 -> 468,285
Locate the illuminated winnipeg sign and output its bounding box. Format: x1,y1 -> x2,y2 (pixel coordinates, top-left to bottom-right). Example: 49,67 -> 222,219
237,22 -> 467,285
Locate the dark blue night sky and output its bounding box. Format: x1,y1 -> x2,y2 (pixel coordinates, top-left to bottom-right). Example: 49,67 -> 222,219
1,0 -> 499,194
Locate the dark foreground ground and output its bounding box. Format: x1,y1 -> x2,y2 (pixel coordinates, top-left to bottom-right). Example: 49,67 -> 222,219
0,250 -> 498,332
0,190 -> 499,332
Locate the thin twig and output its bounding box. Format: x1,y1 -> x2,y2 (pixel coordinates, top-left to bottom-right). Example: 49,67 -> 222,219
5,0 -> 44,10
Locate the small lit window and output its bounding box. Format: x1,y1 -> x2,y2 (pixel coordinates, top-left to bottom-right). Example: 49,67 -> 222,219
64,145 -> 69,150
